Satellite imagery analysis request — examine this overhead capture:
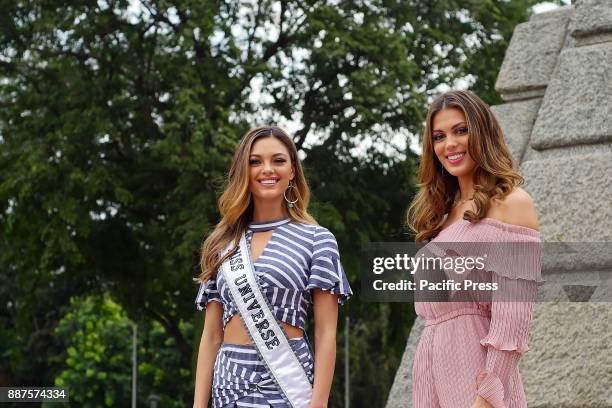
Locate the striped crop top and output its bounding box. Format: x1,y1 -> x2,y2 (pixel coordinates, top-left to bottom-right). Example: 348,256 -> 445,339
195,218 -> 352,329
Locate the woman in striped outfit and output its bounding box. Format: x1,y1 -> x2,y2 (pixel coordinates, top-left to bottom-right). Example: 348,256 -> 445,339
406,91 -> 542,408
193,127 -> 352,408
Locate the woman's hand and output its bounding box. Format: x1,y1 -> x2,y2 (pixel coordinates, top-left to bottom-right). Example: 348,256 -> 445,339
471,395 -> 494,408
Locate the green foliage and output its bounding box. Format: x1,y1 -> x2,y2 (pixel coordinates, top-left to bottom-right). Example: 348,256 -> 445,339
0,0 -> 543,406
44,294 -> 193,407
48,295 -> 133,407
138,319 -> 195,407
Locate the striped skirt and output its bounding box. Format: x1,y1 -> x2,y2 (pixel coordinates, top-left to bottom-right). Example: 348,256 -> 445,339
212,338 -> 315,408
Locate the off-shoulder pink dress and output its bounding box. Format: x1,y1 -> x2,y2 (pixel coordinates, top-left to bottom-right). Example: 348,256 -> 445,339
412,217 -> 543,408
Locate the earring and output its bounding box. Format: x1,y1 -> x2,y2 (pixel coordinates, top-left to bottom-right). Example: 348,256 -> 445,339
284,181 -> 298,208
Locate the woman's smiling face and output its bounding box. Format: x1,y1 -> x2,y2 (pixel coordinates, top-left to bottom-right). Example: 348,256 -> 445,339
432,107 -> 477,178
248,136 -> 295,202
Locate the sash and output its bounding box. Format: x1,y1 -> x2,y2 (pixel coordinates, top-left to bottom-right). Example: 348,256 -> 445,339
221,233 -> 313,408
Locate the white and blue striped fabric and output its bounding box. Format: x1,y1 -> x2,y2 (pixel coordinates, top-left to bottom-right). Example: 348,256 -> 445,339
195,217 -> 352,407
212,338 -> 314,408
195,218 -> 352,328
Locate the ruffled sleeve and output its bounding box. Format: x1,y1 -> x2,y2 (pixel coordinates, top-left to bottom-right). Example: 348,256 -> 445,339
195,277 -> 222,311
476,275 -> 537,407
475,227 -> 542,408
424,222 -> 544,284
305,226 -> 353,305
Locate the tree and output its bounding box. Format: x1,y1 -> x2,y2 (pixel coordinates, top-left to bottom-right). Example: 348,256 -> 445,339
45,294 -> 193,407
49,295 -> 134,407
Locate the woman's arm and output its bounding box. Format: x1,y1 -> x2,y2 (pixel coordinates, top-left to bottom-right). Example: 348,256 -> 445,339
193,301 -> 224,408
310,289 -> 339,408
472,284 -> 536,408
471,291 -> 534,408
473,190 -> 540,408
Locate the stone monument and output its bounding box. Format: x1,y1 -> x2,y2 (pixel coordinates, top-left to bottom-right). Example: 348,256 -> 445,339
386,1 -> 612,406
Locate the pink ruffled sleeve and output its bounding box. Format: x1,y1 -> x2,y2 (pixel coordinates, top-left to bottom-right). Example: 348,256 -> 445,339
476,232 -> 542,408
476,275 -> 537,407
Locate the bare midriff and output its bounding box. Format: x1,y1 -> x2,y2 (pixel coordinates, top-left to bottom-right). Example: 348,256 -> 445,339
223,314 -> 304,344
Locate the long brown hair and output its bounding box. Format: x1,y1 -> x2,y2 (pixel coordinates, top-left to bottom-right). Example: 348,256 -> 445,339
198,126 -> 316,282
406,90 -> 523,243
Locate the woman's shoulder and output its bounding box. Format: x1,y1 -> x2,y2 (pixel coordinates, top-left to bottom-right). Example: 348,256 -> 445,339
286,220 -> 318,237
310,224 -> 340,254
290,221 -> 336,236
312,224 -> 339,240
286,221 -> 336,244
488,187 -> 539,232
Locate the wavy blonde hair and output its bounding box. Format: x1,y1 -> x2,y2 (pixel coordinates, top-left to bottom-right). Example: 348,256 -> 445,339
198,126 -> 316,282
406,90 -> 524,243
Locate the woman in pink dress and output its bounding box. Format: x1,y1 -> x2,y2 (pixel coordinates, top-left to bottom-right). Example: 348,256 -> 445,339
406,90 -> 542,408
